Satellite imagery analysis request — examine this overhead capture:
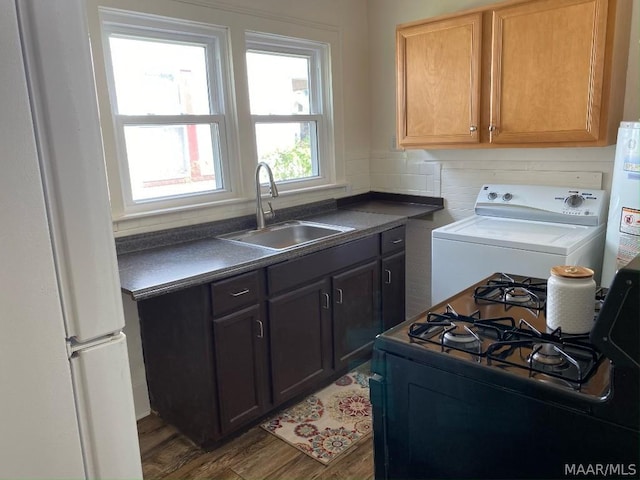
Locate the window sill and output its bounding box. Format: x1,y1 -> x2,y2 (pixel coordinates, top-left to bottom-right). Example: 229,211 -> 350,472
112,182 -> 349,237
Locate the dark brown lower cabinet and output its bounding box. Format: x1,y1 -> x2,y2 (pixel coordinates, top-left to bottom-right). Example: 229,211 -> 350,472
381,251 -> 406,331
333,260 -> 380,370
212,304 -> 268,434
268,278 -> 333,405
136,227 -> 407,448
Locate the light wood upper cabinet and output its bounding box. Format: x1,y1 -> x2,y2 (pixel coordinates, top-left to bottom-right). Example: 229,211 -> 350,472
397,13 -> 482,146
490,0 -> 608,144
397,0 -> 632,149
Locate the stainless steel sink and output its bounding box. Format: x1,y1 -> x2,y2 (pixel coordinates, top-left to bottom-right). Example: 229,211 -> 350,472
219,220 -> 354,250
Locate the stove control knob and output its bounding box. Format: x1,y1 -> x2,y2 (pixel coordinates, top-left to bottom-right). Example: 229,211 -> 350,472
488,192 -> 498,200
564,194 -> 584,208
502,193 -> 513,201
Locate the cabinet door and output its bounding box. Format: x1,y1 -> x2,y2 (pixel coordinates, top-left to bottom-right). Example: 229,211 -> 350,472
268,279 -> 332,405
397,13 -> 482,147
333,260 -> 380,370
489,0 -> 608,144
213,304 -> 268,434
382,252 -> 406,331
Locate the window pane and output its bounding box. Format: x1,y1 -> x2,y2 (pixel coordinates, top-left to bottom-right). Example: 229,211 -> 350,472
109,36 -> 211,115
255,122 -> 316,182
124,123 -> 221,201
246,51 -> 310,115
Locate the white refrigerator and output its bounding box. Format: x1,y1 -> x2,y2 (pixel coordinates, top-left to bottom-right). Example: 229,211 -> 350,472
602,121 -> 640,287
0,1 -> 142,478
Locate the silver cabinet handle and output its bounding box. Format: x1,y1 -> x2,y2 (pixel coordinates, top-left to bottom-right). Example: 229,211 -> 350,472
322,293 -> 330,309
256,319 -> 264,338
230,288 -> 250,297
488,125 -> 496,132
336,288 -> 343,304
391,239 -> 403,244
384,269 -> 392,285
470,125 -> 477,132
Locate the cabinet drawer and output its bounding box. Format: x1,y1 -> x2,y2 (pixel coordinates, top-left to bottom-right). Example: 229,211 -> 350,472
211,271 -> 260,317
268,235 -> 378,295
381,226 -> 406,255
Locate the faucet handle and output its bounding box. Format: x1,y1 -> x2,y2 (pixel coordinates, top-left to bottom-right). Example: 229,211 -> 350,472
265,201 -> 275,220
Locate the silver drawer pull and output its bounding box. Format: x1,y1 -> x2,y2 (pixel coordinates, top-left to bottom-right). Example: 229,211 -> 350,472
230,288 -> 250,297
336,288 -> 343,305
384,269 -> 392,284
391,239 -> 403,244
256,319 -> 264,339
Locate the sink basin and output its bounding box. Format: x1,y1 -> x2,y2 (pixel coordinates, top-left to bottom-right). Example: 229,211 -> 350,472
219,220 -> 354,250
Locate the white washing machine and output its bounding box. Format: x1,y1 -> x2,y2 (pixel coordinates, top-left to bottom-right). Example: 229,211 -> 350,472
431,184 -> 607,304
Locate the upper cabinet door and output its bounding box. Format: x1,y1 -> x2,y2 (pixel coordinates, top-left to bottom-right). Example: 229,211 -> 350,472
397,13 -> 482,147
396,0 -> 631,149
489,0 -> 608,144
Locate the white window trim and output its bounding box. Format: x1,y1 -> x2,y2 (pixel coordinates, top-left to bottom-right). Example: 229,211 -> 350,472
245,31 -> 335,191
99,8 -> 240,215
94,7 -> 342,231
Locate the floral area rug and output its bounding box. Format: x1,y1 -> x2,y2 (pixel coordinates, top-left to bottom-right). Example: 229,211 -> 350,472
261,364 -> 371,464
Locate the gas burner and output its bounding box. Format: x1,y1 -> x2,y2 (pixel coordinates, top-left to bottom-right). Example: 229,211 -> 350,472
530,344 -> 566,367
443,331 -> 478,344
505,287 -> 533,304
443,327 -> 480,347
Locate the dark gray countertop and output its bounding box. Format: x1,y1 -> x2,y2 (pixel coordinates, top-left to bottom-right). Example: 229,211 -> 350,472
117,195 -> 443,300
340,199 -> 441,218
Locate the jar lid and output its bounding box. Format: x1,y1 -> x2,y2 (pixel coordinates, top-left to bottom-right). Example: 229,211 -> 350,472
550,265 -> 594,278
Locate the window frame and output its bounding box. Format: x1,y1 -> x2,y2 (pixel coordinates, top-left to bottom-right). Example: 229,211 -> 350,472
100,9 -> 238,213
245,31 -> 335,191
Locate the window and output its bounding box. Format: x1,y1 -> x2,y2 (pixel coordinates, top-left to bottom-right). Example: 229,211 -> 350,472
98,8 -> 338,223
246,33 -> 333,187
100,11 -> 234,209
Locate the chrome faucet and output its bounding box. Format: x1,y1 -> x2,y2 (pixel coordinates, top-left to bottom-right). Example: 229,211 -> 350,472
255,162 -> 279,229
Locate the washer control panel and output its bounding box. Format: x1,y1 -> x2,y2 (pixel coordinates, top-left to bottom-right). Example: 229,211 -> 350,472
476,184 -> 607,226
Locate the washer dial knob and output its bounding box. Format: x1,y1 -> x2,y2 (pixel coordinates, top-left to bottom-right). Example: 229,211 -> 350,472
502,193 -> 513,201
564,194 -> 584,208
488,192 -> 498,200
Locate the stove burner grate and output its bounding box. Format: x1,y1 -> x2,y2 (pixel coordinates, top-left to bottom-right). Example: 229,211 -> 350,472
408,305 -> 517,357
485,333 -> 601,389
408,304 -> 603,389
473,273 -> 547,312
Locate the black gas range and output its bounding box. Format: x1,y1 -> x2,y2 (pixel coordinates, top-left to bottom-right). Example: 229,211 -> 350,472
370,258 -> 640,480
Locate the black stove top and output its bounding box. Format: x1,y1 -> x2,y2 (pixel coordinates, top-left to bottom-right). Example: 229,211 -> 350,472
383,273 -> 611,397
407,303 -> 602,389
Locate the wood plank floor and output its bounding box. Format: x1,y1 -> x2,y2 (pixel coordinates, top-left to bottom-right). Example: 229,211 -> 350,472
138,414 -> 374,480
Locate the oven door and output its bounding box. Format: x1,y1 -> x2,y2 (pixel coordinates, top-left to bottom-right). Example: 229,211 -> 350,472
372,351 -> 638,480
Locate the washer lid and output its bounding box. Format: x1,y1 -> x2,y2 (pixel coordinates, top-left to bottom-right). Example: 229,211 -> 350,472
432,215 -> 603,255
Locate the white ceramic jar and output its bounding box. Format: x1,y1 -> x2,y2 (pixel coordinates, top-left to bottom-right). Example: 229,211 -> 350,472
546,265 -> 596,334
